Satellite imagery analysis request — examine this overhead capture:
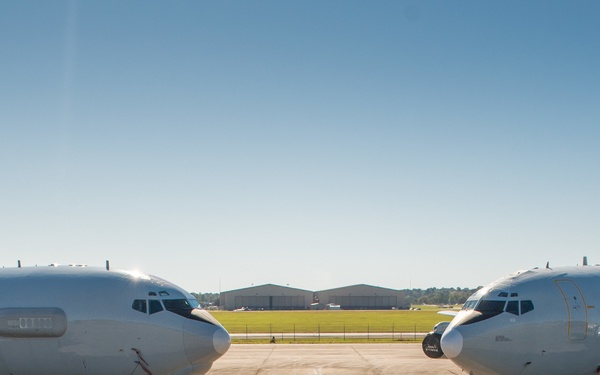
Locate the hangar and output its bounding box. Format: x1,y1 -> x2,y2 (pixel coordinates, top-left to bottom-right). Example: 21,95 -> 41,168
315,284 -> 408,310
221,284 -> 313,311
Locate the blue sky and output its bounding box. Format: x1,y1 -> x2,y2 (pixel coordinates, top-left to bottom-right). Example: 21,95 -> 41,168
1,1 -> 599,293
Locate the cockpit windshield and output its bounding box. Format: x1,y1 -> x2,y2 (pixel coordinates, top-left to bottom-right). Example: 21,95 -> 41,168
476,300 -> 506,314
459,297 -> 535,326
132,297 -> 216,325
163,299 -> 208,321
462,299 -> 478,310
163,299 -> 195,316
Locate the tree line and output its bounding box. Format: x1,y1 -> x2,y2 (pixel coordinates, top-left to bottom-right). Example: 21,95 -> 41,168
191,292 -> 220,307
402,287 -> 481,306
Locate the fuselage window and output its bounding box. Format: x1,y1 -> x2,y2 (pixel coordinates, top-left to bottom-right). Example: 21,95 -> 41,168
149,300 -> 164,314
132,299 -> 147,314
505,300 -> 519,315
521,300 -> 534,314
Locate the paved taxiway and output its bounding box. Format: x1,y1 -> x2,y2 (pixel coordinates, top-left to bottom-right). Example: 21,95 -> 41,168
207,343 -> 461,374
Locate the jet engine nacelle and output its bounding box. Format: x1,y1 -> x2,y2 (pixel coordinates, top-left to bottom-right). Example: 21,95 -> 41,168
422,321 -> 450,359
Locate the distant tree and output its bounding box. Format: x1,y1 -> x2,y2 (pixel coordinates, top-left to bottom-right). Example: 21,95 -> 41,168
191,292 -> 221,307
402,287 -> 480,306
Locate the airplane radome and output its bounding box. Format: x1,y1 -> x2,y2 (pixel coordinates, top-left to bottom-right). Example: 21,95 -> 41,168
0,265 -> 230,375
423,262 -> 600,375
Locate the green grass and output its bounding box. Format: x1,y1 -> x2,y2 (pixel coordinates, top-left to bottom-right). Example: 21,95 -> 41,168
228,337 -> 423,344
211,308 -> 451,334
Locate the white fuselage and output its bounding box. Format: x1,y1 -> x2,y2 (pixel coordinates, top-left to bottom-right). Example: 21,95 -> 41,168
441,266 -> 600,375
0,266 -> 230,375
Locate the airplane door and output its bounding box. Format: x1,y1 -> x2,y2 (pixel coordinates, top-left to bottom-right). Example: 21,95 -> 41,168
555,280 -> 587,340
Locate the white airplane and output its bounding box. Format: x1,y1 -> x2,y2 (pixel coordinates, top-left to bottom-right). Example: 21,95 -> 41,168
423,258 -> 600,375
0,263 -> 230,375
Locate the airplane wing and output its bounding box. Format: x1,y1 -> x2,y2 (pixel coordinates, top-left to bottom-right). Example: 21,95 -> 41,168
437,310 -> 458,317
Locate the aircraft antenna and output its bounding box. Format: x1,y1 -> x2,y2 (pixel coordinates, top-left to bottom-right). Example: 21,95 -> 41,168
106,260 -> 110,271
583,256 -> 588,266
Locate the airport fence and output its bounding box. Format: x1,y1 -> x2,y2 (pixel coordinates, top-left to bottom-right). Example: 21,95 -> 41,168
226,323 -> 430,342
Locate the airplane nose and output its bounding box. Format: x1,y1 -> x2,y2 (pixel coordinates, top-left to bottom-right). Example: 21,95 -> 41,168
440,327 -> 463,359
213,327 -> 231,356
183,314 -> 231,365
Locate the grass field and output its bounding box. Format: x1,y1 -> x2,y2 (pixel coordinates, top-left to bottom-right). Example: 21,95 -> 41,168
211,307 -> 452,335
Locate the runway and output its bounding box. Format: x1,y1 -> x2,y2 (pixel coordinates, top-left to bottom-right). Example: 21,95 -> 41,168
207,343 -> 461,374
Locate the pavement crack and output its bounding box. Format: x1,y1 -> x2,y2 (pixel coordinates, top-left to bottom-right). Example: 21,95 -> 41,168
254,346 -> 276,375
350,345 -> 383,375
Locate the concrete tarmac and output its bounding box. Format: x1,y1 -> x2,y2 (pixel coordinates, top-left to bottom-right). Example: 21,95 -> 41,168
207,343 -> 462,374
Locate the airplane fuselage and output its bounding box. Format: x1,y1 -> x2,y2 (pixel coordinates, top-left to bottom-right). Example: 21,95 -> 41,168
441,266 -> 600,375
0,266 -> 230,375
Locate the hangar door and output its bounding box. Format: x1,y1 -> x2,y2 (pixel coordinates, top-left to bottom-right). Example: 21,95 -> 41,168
235,296 -> 306,310
328,296 -> 398,310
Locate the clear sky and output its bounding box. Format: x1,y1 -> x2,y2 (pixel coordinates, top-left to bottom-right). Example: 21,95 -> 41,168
1,1 -> 599,293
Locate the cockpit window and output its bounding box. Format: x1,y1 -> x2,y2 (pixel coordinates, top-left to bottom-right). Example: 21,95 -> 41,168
163,299 -> 195,318
460,300 -> 505,325
162,299 -> 211,323
132,299 -> 147,314
476,300 -> 506,314
521,300 -> 534,314
132,299 -> 164,315
505,300 -> 519,315
149,300 -> 163,314
504,300 -> 534,316
462,300 -> 478,310
460,298 -> 535,325
163,299 -> 193,311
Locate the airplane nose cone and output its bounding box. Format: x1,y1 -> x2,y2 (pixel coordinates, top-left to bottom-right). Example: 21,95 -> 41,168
213,326 -> 231,356
440,328 -> 463,359
183,320 -> 231,365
